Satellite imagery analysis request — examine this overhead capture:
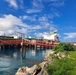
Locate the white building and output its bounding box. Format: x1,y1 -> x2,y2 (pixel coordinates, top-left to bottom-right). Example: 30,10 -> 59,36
43,32 -> 59,41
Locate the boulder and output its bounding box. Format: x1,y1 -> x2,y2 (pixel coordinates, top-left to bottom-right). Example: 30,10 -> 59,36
57,52 -> 66,59
16,51 -> 54,75
16,65 -> 42,75
15,62 -> 50,75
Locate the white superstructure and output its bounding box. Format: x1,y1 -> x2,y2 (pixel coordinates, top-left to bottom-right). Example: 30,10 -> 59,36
13,35 -> 19,39
43,32 -> 59,41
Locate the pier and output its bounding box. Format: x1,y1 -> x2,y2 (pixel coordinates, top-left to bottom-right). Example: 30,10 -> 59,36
0,39 -> 76,50
0,39 -> 59,49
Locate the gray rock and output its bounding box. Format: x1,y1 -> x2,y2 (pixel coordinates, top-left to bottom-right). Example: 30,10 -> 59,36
57,52 -> 66,59
16,65 -> 41,75
15,52 -> 54,75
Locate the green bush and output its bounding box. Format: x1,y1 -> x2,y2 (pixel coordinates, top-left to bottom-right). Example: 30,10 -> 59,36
47,58 -> 76,75
53,42 -> 74,53
74,46 -> 76,51
47,42 -> 76,75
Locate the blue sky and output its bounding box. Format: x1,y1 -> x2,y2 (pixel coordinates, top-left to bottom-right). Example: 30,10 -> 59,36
0,0 -> 76,42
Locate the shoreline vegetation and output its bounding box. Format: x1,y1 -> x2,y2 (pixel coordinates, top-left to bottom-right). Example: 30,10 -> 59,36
15,42 -> 76,75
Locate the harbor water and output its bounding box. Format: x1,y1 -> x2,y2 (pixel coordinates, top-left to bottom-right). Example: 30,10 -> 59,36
0,48 -> 52,75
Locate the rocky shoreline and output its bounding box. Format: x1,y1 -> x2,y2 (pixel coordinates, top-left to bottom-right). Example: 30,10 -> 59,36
15,51 -> 55,75
15,50 -> 67,75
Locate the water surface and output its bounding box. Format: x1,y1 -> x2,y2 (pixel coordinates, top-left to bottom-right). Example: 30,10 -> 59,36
0,48 -> 52,75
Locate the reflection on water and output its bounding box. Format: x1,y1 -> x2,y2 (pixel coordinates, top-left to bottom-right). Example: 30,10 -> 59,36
0,48 -> 52,75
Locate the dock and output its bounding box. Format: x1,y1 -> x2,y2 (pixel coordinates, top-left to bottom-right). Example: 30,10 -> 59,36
0,39 -> 59,49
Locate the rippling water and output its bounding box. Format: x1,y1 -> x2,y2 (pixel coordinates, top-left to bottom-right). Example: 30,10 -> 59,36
0,48 -> 52,75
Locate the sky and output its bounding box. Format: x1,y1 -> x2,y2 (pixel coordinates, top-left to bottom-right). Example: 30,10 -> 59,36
0,0 -> 76,42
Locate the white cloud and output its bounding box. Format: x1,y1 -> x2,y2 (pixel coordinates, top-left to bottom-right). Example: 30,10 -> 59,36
26,0 -> 65,14
64,33 -> 76,39
44,0 -> 64,7
43,0 -> 65,7
20,15 -> 58,33
53,12 -> 60,17
50,1 -> 64,7
20,15 -> 36,21
65,26 -> 76,30
39,16 -> 48,22
0,14 -> 28,36
26,0 -> 43,14
19,13 -> 58,38
34,32 -> 44,38
43,0 -> 58,2
32,0 -> 43,9
0,14 -> 44,36
18,0 -> 24,9
39,17 -> 57,31
39,22 -> 51,29
6,0 -> 18,9
31,25 -> 42,30
26,9 -> 41,14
